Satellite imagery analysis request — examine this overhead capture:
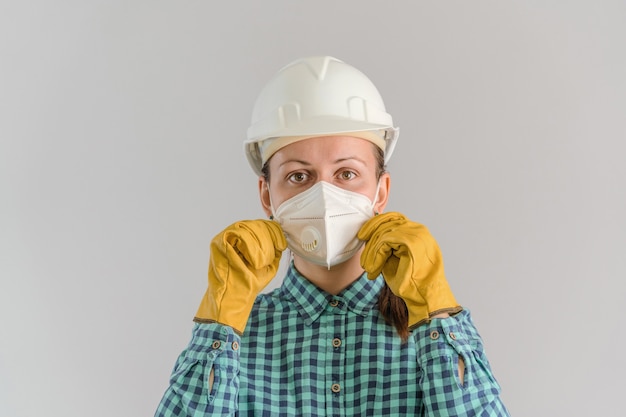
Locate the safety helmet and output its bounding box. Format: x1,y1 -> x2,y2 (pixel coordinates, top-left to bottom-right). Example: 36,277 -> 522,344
244,56 -> 399,175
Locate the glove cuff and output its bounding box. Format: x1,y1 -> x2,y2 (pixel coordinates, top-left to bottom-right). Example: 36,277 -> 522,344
194,290 -> 252,335
192,317 -> 245,336
408,305 -> 463,329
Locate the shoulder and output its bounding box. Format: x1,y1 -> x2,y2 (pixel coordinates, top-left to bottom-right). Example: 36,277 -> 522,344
252,286 -> 292,313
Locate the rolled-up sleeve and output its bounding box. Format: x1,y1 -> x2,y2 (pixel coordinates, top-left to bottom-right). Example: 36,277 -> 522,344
155,323 -> 241,417
414,310 -> 510,416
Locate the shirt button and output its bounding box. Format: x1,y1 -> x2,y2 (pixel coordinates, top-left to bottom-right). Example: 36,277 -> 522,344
449,332 -> 457,340
211,340 -> 221,349
329,299 -> 339,307
331,383 -> 341,393
232,341 -> 240,350
332,338 -> 342,348
430,330 -> 440,340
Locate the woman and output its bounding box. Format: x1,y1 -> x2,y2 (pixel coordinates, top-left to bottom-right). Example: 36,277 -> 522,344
155,56 -> 509,416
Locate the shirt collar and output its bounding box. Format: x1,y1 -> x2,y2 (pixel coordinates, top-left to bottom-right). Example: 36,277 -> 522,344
279,262 -> 384,326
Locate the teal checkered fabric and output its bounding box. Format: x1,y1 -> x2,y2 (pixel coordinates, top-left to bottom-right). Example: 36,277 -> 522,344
155,263 -> 509,416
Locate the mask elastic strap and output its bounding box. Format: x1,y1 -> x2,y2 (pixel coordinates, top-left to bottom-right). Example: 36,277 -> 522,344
267,184 -> 277,219
371,180 -> 382,213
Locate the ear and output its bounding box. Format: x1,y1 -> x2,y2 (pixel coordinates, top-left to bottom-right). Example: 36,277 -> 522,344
258,175 -> 273,218
373,172 -> 391,213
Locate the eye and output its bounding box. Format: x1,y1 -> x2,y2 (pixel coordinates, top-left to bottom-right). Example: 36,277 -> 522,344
339,170 -> 357,181
288,172 -> 309,183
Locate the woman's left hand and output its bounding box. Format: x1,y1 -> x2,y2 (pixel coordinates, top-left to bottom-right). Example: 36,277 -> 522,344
358,212 -> 462,328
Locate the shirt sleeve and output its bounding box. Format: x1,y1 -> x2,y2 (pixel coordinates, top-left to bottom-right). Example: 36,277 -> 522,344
413,309 -> 510,416
155,323 -> 241,417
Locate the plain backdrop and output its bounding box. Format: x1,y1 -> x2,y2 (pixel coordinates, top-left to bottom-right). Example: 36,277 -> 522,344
1,1 -> 625,416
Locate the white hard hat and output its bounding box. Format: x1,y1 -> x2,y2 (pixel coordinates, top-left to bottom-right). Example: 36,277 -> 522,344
244,56 -> 399,175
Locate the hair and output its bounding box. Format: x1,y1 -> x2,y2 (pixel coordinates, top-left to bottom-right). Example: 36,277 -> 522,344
261,144 -> 409,343
371,146 -> 410,343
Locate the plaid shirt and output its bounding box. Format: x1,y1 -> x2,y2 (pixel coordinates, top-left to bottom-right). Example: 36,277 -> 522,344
156,263 -> 509,416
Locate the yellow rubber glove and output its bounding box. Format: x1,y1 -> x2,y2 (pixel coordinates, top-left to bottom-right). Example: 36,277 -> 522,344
194,220 -> 287,334
358,212 -> 462,328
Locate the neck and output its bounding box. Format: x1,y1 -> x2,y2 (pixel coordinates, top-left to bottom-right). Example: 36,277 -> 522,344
293,250 -> 365,295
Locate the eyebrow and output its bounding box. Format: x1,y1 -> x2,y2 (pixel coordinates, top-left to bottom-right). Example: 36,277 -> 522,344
278,159 -> 312,168
278,156 -> 367,169
334,156 -> 368,165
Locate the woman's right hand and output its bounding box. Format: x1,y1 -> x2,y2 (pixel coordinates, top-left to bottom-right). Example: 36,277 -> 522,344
194,220 -> 287,334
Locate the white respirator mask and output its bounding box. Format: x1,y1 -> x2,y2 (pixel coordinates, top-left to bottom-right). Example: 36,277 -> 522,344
270,181 -> 379,269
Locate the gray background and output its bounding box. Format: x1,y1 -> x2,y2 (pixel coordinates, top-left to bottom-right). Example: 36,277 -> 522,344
1,1 -> 624,416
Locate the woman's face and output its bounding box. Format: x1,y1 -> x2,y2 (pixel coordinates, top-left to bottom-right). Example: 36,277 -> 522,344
259,135 -> 390,216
